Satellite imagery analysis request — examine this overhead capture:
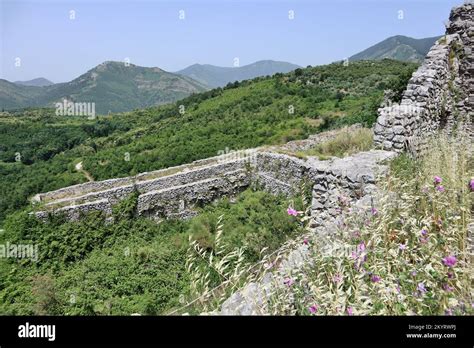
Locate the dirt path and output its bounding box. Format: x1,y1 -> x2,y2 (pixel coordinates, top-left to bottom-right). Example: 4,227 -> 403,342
75,161 -> 94,182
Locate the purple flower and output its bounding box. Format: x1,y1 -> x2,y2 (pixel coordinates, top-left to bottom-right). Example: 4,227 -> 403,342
411,271 -> 417,276
371,208 -> 378,216
358,242 -> 366,253
421,229 -> 428,236
309,304 -> 318,314
469,179 -> 474,192
442,284 -> 454,292
287,207 -> 298,216
442,255 -> 457,268
417,282 -> 427,294
283,278 -> 294,286
347,307 -> 353,316
447,271 -> 454,279
399,243 -> 407,250
436,185 -> 445,192
434,176 -> 442,184
303,238 -> 309,245
371,275 -> 381,283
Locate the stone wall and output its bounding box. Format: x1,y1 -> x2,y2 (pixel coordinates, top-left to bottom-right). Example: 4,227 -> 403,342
374,3 -> 473,153
34,148 -> 395,226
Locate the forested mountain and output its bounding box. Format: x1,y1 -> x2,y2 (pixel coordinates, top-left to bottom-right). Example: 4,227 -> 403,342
350,35 -> 441,62
0,62 -> 209,114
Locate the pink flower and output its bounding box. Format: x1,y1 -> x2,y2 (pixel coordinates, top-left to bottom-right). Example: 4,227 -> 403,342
283,278 -> 294,286
333,273 -> 343,284
469,179 -> 474,192
287,207 -> 298,216
371,275 -> 381,283
347,307 -> 353,316
434,176 -> 442,184
371,208 -> 378,216
309,304 -> 318,314
442,255 -> 457,268
303,238 -> 309,245
358,242 -> 366,252
436,185 -> 445,192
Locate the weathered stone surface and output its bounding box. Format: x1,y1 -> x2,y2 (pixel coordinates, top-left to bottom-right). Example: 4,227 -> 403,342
373,3 -> 473,154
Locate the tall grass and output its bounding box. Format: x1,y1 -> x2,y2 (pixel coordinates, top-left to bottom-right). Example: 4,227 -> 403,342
197,131 -> 472,315
264,131 -> 472,315
301,127 -> 373,160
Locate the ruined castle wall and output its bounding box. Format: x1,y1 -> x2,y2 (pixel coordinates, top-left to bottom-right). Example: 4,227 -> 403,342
374,4 -> 473,153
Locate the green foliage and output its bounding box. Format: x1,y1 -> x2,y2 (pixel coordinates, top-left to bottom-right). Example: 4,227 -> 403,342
0,189 -> 302,315
0,60 -> 417,223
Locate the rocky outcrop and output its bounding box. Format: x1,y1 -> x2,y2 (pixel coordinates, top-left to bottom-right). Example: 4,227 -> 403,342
374,3 -> 473,153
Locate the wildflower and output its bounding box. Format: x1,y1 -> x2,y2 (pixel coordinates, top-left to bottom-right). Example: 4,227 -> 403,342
417,282 -> 427,294
371,208 -> 378,216
411,271 -> 417,276
303,238 -> 309,245
287,207 -> 298,216
421,229 -> 428,236
470,179 -> 474,192
371,275 -> 381,283
442,284 -> 453,292
347,307 -> 353,316
333,273 -> 343,284
434,176 -> 442,184
358,242 -> 366,252
283,278 -> 294,286
442,255 -> 457,268
436,185 -> 445,192
447,271 -> 454,279
309,305 -> 318,314
399,243 -> 407,250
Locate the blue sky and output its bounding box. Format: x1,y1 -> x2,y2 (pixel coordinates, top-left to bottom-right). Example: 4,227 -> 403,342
0,0 -> 462,83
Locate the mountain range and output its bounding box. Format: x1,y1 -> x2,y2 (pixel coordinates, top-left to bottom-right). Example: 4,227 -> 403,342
349,35 -> 441,63
175,60 -> 300,88
0,35 -> 441,114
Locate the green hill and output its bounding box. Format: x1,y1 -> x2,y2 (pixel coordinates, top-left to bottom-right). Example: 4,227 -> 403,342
350,35 -> 441,62
0,59 -> 417,222
0,62 -> 209,114
176,60 -> 300,88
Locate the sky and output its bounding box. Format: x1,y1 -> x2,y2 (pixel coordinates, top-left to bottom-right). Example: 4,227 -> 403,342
0,0 -> 463,83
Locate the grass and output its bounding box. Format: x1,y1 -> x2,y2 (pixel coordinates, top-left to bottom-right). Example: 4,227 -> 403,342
298,127 -> 373,160
203,130 -> 473,315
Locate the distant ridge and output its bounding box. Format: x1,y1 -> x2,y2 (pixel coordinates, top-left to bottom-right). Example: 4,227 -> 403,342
176,60 -> 301,88
349,35 -> 441,63
14,77 -> 54,87
1,61 -> 209,113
